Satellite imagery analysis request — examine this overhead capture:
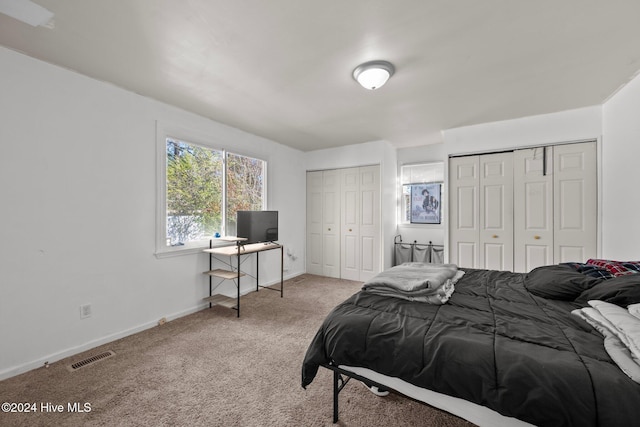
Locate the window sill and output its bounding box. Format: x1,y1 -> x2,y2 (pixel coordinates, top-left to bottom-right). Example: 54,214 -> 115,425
398,223 -> 443,228
154,239 -> 236,259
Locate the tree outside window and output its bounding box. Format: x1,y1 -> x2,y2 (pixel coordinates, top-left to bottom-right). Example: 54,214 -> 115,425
165,138 -> 265,246
225,152 -> 265,236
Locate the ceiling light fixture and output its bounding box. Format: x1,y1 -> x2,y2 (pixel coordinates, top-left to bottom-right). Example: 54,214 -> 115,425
352,60 -> 395,90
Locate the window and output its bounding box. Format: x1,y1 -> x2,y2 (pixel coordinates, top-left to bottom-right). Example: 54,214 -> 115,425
160,136 -> 266,253
400,162 -> 444,225
225,152 -> 266,236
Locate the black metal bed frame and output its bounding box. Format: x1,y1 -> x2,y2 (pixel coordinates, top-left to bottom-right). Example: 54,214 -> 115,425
323,363 -> 395,423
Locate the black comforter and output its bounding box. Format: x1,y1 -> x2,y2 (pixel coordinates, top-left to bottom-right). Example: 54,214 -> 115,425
301,267 -> 640,426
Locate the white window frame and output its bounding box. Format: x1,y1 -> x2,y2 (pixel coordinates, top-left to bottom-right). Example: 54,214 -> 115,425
155,121 -> 267,257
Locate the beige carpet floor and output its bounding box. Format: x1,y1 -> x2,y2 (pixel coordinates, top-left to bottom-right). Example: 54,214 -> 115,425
0,274 -> 474,427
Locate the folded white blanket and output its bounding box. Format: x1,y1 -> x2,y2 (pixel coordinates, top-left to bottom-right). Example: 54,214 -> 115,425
363,263 -> 460,291
362,263 -> 464,304
572,300 -> 640,383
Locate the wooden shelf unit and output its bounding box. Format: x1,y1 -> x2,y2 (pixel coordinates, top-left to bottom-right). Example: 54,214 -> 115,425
202,294 -> 237,309
202,237 -> 283,317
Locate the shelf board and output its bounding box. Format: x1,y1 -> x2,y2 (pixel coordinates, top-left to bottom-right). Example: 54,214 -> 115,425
202,269 -> 245,279
203,294 -> 237,309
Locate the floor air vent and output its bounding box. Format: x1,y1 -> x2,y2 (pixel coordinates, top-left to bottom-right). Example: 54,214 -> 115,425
67,350 -> 115,371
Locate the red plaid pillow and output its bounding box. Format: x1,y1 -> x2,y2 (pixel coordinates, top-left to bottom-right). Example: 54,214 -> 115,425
586,259 -> 640,277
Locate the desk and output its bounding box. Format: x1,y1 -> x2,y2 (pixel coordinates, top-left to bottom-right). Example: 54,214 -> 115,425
203,239 -> 283,317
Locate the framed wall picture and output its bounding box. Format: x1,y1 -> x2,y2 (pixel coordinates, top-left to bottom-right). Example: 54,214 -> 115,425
410,183 -> 442,224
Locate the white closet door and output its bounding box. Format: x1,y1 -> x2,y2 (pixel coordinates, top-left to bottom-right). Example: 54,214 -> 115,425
340,166 -> 381,281
553,141 -> 597,263
308,166 -> 381,281
358,165 -> 380,281
514,147 -> 553,272
340,167 -> 360,280
479,153 -> 514,271
306,171 -> 323,275
322,170 -> 341,278
449,156 -> 480,268
450,142 -> 596,273
306,170 -> 341,278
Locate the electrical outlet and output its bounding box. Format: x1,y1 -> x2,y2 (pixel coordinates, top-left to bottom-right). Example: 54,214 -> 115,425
158,317 -> 166,326
80,304 -> 92,319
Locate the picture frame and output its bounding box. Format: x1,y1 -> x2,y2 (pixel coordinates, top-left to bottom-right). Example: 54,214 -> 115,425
410,183 -> 442,224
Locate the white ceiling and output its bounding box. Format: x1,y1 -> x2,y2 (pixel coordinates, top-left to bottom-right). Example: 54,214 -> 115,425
2,1 -> 640,152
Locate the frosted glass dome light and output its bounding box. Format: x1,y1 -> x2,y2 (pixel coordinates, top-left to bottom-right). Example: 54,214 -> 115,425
352,60 -> 395,90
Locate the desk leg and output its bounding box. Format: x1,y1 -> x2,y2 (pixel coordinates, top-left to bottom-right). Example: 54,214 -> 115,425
236,248 -> 241,318
256,252 -> 260,292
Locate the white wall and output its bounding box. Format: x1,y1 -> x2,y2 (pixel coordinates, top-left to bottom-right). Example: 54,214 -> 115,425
0,46 -> 306,379
443,106 -> 602,155
602,72 -> 640,259
305,141 -> 398,269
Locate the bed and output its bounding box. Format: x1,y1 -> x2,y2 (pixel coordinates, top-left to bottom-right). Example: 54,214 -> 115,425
301,261 -> 640,426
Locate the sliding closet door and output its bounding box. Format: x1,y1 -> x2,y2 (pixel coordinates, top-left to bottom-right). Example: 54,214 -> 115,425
340,168 -> 360,280
553,141 -> 597,263
449,152 -> 513,270
357,165 -> 381,281
514,147 -> 553,272
306,171 -> 323,275
479,153 -> 514,271
449,156 -> 480,268
322,170 -> 341,277
340,166 -> 380,281
451,142 -> 596,273
305,170 -> 340,278
308,166 -> 381,280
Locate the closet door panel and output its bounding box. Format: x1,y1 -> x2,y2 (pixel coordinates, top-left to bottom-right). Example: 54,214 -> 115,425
358,166 -> 380,281
525,245 -> 550,271
457,187 -> 476,229
322,170 -> 340,277
343,234 -> 358,271
341,168 -> 361,281
514,148 -> 553,272
558,245 -> 585,263
479,153 -> 513,271
484,243 -> 505,271
457,242 -> 476,267
449,156 -> 479,268
361,236 -> 375,273
554,142 -> 597,264
306,171 -> 323,275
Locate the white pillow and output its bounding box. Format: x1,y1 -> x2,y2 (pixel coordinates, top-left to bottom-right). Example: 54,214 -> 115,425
589,300 -> 640,362
628,303 -> 640,320
572,303 -> 640,383
573,307 -> 624,344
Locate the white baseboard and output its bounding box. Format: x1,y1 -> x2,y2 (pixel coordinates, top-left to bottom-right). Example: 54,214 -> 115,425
0,271 -> 304,381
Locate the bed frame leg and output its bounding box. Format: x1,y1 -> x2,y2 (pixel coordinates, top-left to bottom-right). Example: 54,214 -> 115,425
332,370 -> 339,423
331,368 -> 352,423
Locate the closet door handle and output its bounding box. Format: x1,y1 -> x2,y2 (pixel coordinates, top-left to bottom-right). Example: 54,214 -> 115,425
327,228 -> 331,231
534,235 -> 541,240
349,228 -> 353,232
492,235 -> 498,238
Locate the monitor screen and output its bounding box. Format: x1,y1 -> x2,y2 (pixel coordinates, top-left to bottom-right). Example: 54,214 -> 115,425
236,211 -> 278,244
